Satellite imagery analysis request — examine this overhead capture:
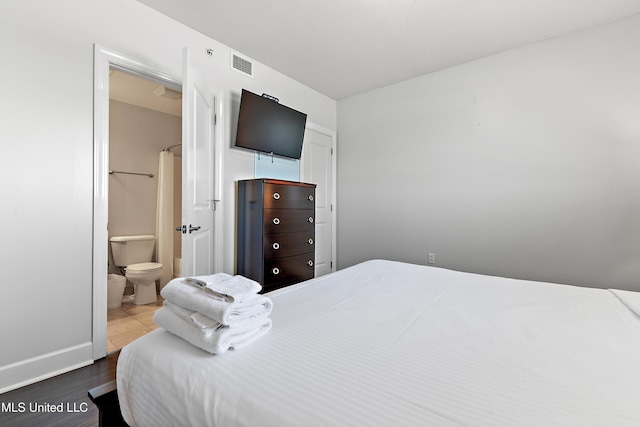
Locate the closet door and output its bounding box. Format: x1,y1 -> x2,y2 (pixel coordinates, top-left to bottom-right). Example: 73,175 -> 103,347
301,127 -> 334,277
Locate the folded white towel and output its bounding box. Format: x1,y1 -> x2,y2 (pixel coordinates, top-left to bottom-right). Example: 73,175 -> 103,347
153,307 -> 272,354
161,280 -> 273,325
164,301 -> 220,329
179,273 -> 262,303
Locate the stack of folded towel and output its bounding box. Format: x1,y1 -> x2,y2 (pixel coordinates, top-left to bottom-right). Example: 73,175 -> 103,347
153,273 -> 273,354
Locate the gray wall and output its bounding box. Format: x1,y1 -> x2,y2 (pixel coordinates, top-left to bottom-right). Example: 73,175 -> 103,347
337,13 -> 640,290
0,0 -> 336,392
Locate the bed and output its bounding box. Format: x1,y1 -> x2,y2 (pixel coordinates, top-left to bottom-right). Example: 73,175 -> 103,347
116,260 -> 640,426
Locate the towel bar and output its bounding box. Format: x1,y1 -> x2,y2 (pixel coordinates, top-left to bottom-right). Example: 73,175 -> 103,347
109,170 -> 154,178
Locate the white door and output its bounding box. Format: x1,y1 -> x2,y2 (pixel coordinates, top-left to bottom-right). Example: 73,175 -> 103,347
301,127 -> 334,276
182,48 -> 216,277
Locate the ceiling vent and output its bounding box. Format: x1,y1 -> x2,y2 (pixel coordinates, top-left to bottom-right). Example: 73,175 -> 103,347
231,52 -> 254,78
153,85 -> 182,100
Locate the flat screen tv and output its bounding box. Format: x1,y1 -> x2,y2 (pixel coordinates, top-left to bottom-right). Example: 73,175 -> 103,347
235,89 -> 307,159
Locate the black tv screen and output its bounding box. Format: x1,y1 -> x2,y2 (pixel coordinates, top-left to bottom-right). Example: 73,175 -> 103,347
235,89 -> 307,159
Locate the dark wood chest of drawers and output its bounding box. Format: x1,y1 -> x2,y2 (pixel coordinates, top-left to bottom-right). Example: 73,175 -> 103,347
237,179 -> 316,292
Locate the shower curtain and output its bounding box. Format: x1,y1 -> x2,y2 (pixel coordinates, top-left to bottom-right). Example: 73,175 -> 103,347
156,151 -> 174,288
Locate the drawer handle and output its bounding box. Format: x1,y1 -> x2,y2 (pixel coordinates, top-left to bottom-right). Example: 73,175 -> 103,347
273,192 -> 280,200
308,194 -> 314,202
308,260 -> 314,267
272,267 -> 280,275
308,216 -> 314,223
308,238 -> 314,245
273,217 -> 280,225
272,242 -> 280,250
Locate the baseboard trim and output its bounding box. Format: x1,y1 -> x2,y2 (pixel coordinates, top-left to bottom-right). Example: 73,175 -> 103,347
0,342 -> 93,393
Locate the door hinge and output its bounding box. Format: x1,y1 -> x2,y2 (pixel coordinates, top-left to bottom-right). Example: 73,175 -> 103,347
213,114 -> 217,125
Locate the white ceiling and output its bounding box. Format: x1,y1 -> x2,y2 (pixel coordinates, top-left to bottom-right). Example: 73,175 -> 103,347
137,0 -> 640,100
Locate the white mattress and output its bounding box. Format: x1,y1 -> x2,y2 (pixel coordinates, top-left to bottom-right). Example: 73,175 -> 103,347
117,260 -> 640,426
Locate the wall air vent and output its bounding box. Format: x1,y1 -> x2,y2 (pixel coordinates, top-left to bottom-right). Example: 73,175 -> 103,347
231,52 -> 254,78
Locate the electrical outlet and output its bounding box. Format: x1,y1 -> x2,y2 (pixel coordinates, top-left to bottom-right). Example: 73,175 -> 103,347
428,253 -> 435,264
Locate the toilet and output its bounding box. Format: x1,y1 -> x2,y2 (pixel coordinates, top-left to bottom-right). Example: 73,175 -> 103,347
109,235 -> 164,305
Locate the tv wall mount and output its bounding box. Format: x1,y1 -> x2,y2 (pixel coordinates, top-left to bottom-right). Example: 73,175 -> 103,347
261,93 -> 279,103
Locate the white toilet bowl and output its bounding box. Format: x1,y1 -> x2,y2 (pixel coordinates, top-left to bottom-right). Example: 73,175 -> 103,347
125,262 -> 163,305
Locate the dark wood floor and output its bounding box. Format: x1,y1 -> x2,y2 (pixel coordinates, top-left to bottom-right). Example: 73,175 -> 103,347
0,351 -> 119,427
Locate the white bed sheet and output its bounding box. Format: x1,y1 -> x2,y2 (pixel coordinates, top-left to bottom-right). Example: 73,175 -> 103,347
117,260 -> 640,426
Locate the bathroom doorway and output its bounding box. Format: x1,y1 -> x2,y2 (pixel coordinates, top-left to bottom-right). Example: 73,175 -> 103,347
106,68 -> 183,352
94,46 -> 224,360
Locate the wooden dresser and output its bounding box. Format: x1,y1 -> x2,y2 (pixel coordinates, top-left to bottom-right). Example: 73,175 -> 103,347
237,179 -> 316,292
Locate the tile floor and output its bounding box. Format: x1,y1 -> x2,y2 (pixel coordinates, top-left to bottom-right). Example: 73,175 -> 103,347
107,295 -> 164,353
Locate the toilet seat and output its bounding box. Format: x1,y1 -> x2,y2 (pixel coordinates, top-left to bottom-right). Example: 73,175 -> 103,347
126,262 -> 163,272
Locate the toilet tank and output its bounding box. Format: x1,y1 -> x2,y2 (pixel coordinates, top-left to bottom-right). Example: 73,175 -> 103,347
110,235 -> 156,267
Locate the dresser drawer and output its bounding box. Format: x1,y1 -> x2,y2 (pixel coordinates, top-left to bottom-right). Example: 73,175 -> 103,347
263,183 -> 315,209
264,253 -> 315,287
263,231 -> 315,259
264,209 -> 315,234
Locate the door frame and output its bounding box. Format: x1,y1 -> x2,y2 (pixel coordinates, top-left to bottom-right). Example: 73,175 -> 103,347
93,45 -> 182,359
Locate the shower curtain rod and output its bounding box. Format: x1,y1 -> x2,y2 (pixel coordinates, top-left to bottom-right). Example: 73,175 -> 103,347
162,142 -> 182,152
109,170 -> 154,178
